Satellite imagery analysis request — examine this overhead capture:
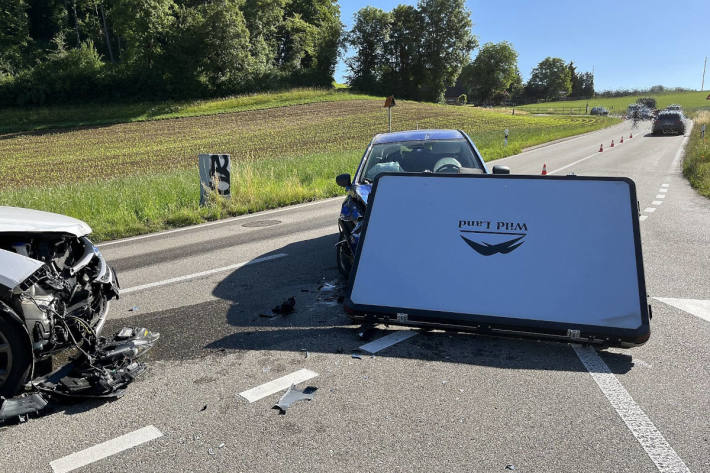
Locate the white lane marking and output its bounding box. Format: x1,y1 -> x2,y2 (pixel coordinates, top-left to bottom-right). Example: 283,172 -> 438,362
239,368 -> 318,403
652,201 -> 663,206
654,297 -> 710,323
639,215 -> 648,221
120,253 -> 287,295
359,331 -> 418,354
661,184 -> 670,188
50,425 -> 163,473
98,197 -> 342,247
670,122 -> 693,171
659,188 -> 668,193
548,152 -> 598,175
572,345 -> 691,473
656,194 -> 666,199
644,208 -> 656,213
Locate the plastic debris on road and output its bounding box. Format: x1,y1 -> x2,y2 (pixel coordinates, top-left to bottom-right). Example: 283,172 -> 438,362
273,384 -> 317,414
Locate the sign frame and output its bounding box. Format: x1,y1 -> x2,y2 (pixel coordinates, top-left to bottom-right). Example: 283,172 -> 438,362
344,173 -> 651,348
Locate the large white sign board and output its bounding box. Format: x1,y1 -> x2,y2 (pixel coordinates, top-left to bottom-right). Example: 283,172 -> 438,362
346,174 -> 650,347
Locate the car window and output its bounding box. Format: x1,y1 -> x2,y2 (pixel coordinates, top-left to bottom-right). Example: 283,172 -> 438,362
361,138 -> 482,182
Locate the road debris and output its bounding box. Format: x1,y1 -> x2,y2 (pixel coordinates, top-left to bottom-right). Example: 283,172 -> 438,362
200,405 -> 208,412
0,327 -> 159,424
272,296 -> 296,315
273,384 -> 317,414
129,306 -> 140,312
351,353 -> 362,360
505,464 -> 516,470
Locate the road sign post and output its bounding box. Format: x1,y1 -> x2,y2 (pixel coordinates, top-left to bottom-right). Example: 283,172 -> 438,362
504,128 -> 509,147
384,96 -> 396,132
199,154 -> 231,206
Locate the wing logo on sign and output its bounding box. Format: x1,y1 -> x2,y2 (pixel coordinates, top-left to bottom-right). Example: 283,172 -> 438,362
458,219 -> 527,256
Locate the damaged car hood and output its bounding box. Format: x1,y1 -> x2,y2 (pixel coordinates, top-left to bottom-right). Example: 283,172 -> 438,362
0,206 -> 92,236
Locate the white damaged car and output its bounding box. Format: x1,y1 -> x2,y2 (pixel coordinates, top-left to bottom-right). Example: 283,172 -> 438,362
0,206 -> 119,397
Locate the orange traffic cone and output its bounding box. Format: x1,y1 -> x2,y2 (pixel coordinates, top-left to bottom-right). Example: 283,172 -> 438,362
620,136 -> 624,143
599,144 -> 604,152
541,164 -> 547,175
610,139 -> 615,147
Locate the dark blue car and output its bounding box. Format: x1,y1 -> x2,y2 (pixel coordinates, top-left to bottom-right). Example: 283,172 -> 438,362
335,129 -> 509,276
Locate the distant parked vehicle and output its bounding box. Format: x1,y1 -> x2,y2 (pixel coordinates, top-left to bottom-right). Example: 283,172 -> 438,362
590,106 -> 609,116
665,104 -> 683,113
652,111 -> 686,135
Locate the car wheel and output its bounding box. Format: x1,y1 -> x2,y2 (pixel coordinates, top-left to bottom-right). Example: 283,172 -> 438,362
336,233 -> 353,278
0,315 -> 32,398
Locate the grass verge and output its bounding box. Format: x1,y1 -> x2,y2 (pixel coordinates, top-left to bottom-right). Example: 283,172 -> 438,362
683,111 -> 710,198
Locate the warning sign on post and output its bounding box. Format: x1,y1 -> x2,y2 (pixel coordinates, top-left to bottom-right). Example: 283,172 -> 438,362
345,173 -> 650,348
199,154 -> 231,206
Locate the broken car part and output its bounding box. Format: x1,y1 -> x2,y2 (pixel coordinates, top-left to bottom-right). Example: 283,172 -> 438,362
272,297 -> 295,315
273,384 -> 317,414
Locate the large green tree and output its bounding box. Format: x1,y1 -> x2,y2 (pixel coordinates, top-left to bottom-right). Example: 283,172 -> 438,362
458,41 -> 519,105
382,4 -> 424,97
345,6 -> 391,93
0,0 -> 31,74
418,0 -> 477,102
526,56 -> 571,100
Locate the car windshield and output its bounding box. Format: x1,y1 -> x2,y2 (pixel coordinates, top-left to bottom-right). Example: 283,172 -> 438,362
360,138 -> 483,183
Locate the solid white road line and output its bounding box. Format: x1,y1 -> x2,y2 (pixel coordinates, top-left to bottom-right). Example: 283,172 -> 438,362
239,368 -> 318,403
98,197 -> 342,248
120,253 -> 287,295
359,331 -> 418,354
656,194 -> 666,199
572,345 -> 690,473
644,208 -> 657,213
50,425 -> 163,473
654,297 -> 710,323
640,215 -> 648,221
548,152 -> 598,175
652,201 -> 663,206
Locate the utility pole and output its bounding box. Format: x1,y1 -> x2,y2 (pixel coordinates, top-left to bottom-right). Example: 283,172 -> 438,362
702,56 -> 707,91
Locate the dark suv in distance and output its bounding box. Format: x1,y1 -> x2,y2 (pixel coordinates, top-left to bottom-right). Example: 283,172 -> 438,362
652,111 -> 686,135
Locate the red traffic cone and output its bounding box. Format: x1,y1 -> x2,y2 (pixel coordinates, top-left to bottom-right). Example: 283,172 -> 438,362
610,139 -> 615,147
629,133 -> 633,139
620,136 -> 624,143
599,144 -> 604,152
541,163 -> 547,175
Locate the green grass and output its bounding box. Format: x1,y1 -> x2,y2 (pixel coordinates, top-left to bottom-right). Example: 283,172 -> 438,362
517,90 -> 710,115
683,111 -> 710,198
0,88 -> 379,133
0,96 -> 618,241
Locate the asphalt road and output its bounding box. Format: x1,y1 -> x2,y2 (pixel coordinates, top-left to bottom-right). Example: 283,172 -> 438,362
1,120 -> 708,473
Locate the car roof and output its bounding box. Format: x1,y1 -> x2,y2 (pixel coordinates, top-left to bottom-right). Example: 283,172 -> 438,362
371,129 -> 464,145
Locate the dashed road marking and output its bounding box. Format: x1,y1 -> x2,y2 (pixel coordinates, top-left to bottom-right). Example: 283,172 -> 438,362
640,215 -> 648,221
359,331 -> 418,354
659,188 -> 668,193
572,345 -> 691,473
644,208 -> 656,213
239,368 -> 318,403
655,297 -> 710,323
656,194 -> 666,199
661,184 -> 670,187
50,425 -> 163,473
652,201 -> 663,206
120,253 -> 287,294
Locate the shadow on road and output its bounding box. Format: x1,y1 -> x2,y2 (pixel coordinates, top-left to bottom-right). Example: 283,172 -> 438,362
106,232 -> 635,374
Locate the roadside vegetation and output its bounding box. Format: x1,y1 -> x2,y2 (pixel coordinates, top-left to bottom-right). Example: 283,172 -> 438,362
683,111 -> 710,198
0,88 -> 379,134
0,98 -> 617,240
517,90 -> 710,115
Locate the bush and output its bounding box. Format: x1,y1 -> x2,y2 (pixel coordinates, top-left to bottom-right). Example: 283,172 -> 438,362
457,93 -> 467,105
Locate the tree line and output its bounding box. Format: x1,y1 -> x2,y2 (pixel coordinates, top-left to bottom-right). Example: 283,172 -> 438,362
1,0 -> 597,107
345,2 -> 595,105
0,0 -> 341,105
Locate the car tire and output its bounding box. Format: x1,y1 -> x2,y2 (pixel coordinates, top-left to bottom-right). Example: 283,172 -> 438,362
336,233 -> 353,278
0,314 -> 32,398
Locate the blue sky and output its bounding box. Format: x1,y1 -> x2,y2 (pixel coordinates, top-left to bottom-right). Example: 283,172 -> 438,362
335,0 -> 709,91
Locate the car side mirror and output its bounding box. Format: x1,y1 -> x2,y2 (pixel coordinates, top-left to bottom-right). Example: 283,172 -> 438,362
492,165 -> 510,175
336,173 -> 351,188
